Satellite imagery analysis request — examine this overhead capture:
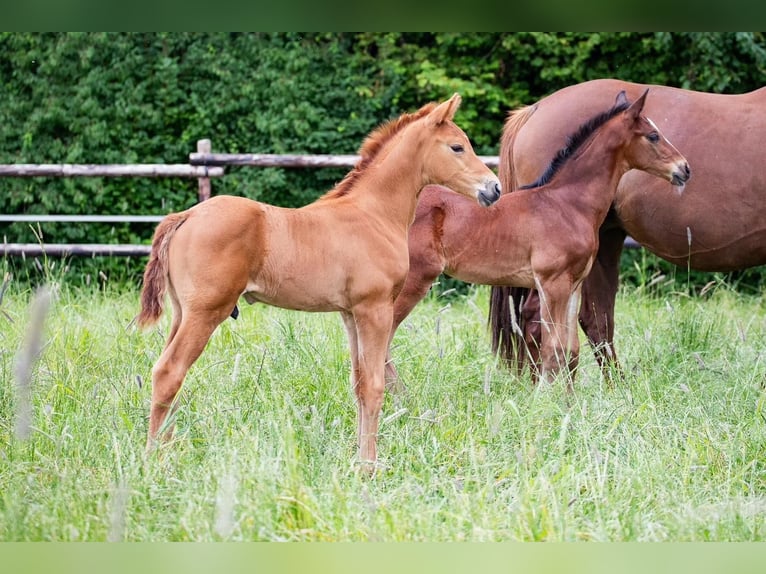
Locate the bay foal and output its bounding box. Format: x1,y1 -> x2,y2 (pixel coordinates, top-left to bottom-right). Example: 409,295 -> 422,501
490,78 -> 766,379
386,90 -> 689,388
137,94 -> 501,469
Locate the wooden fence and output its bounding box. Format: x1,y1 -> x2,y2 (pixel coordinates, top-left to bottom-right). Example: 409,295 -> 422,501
0,139 -> 637,257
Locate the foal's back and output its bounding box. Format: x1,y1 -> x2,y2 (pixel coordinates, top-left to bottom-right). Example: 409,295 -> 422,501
166,193 -> 406,313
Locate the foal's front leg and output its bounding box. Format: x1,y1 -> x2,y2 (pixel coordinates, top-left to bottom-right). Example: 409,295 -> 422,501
537,278 -> 581,389
347,303 -> 393,471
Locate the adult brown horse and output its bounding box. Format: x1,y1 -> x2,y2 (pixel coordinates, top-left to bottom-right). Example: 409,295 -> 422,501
137,93 -> 501,470
489,78 -> 765,379
385,90 -> 689,388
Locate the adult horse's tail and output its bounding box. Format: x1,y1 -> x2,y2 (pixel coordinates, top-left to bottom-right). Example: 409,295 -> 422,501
489,103 -> 537,372
137,212 -> 188,327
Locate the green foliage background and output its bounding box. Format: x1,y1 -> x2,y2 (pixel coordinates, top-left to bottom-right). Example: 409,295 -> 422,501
1,32 -> 765,288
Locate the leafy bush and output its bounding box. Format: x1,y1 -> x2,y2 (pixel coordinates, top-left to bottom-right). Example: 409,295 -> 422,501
1,33 -> 764,289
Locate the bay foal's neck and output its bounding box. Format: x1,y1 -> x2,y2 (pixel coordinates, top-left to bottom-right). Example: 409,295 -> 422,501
545,121 -> 630,224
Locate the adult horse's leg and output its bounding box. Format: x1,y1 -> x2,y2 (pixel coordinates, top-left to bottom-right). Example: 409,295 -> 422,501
146,307 -> 230,449
579,225 -> 627,383
351,302 -> 394,471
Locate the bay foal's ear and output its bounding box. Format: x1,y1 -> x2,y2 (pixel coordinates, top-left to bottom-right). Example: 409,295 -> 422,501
429,93 -> 462,125
625,88 -> 649,122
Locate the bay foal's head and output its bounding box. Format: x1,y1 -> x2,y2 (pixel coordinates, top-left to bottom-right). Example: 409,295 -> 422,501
618,89 -> 691,187
415,93 -> 501,206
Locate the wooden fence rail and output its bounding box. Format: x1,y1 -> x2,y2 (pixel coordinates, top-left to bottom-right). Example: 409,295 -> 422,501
1,139 -> 637,257
0,215 -> 164,223
188,152 -> 501,169
1,243 -> 152,257
0,164 -> 224,178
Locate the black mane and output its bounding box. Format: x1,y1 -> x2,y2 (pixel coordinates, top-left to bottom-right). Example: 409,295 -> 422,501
520,100 -> 631,190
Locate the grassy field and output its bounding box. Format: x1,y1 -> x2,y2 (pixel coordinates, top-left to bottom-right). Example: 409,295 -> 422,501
0,276 -> 765,541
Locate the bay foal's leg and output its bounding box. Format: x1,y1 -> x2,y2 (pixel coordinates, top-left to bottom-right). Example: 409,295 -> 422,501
385,261 -> 443,393
564,285 -> 583,390
349,303 -> 394,470
537,278 -> 580,389
146,307 -> 230,450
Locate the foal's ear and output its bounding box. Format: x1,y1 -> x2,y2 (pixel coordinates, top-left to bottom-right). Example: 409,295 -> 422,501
429,93 -> 462,125
614,90 -> 629,108
625,88 -> 649,121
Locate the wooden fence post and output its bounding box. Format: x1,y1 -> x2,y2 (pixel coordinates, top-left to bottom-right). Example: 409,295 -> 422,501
197,139 -> 212,202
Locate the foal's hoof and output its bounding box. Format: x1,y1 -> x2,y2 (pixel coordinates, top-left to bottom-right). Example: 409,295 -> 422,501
355,458 -> 386,478
385,377 -> 408,396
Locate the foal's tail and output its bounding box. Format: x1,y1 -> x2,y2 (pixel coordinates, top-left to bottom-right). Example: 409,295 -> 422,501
489,103 -> 537,371
137,212 -> 188,328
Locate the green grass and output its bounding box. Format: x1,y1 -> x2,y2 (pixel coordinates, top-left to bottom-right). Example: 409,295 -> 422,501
0,279 -> 765,541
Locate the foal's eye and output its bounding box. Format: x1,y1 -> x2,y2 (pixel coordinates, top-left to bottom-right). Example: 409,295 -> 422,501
450,144 -> 465,153
647,132 -> 660,143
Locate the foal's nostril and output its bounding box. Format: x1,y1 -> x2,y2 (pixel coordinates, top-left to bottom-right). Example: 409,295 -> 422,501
479,181 -> 501,206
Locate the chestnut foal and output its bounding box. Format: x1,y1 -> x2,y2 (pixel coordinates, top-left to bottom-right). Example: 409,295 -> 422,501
138,94 -> 501,469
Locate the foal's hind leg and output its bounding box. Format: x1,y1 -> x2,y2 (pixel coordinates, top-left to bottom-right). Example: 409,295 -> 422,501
146,308 -> 231,450
164,282 -> 183,347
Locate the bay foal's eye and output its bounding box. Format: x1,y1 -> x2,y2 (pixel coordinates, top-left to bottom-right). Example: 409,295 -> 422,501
450,144 -> 465,153
647,132 -> 660,143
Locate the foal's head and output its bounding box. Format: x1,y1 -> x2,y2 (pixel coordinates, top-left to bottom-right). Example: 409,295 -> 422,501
415,93 -> 502,206
329,93 -> 501,207
619,89 -> 691,187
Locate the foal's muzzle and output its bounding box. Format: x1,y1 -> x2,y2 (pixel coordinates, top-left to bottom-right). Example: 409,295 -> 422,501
478,180 -> 502,207
671,162 -> 691,186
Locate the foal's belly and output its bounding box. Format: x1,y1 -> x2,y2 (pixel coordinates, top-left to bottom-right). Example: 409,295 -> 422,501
242,281 -> 346,313
446,261 -> 536,289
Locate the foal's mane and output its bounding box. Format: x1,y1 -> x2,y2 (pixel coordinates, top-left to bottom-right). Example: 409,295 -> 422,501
320,102 -> 438,200
520,99 -> 631,190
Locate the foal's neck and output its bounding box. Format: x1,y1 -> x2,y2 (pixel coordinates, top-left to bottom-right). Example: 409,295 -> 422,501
354,130 -> 427,231
548,125 -> 630,222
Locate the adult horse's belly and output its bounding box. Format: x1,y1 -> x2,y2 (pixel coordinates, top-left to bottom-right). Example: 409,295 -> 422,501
615,170 -> 766,271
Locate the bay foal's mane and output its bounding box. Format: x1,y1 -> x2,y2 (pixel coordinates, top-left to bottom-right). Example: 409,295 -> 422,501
320,102 -> 438,201
520,99 -> 631,190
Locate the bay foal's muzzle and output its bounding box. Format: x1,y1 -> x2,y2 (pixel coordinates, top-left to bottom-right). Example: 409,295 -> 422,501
671,161 -> 691,186
478,179 -> 502,207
